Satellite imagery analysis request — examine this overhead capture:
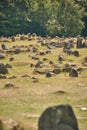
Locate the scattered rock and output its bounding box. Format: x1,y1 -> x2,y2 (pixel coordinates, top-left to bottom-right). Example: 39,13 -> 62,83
1,43 -> 6,50
5,82 -> 14,88
32,47 -> 38,52
76,36 -> 83,48
0,74 -> 6,79
40,52 -> 45,55
11,36 -> 15,42
5,64 -> 12,68
30,63 -> 35,67
69,68 -> 78,77
53,68 -> 61,74
58,54 -> 63,62
0,54 -> 5,59
45,50 -> 51,54
21,74 -> 31,78
43,58 -> 48,61
0,120 -> 3,130
14,48 -> 21,54
46,72 -> 53,78
62,63 -> 71,72
82,56 -> 87,66
32,79 -> 39,83
80,107 -> 87,111
0,63 -> 8,74
53,90 -> 66,94
31,55 -> 39,60
9,57 -> 14,61
20,35 -> 27,40
35,61 -> 43,68
7,76 -> 17,79
73,50 -> 79,57
4,119 -> 24,130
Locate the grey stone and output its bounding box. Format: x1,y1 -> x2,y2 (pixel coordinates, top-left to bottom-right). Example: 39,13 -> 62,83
0,54 -> 5,59
73,50 -> 79,57
69,68 -> 78,77
14,48 -> 21,54
76,36 -> 82,48
0,63 -> 8,74
38,104 -> 79,130
53,68 -> 61,74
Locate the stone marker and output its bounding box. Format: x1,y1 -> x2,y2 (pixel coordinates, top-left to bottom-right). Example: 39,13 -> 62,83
38,104 -> 79,130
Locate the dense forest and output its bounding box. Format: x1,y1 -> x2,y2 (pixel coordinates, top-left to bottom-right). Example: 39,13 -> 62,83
0,0 -> 87,37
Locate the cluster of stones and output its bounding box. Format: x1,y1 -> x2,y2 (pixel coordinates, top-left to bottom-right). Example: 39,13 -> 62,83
0,34 -> 87,81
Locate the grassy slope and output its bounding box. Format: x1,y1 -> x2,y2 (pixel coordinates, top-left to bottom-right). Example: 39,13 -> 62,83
0,38 -> 87,130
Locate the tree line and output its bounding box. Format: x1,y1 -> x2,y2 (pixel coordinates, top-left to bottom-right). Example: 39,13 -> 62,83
0,0 -> 87,37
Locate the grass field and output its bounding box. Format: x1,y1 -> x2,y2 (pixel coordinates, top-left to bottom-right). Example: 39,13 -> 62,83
0,37 -> 87,130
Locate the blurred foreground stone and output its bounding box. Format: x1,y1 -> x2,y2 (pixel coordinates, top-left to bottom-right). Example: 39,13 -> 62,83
38,104 -> 79,130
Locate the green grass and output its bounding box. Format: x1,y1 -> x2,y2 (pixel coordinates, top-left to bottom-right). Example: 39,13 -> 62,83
0,38 -> 87,130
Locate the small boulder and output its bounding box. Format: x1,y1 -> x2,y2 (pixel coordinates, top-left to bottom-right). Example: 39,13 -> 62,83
53,68 -> 61,74
31,55 -> 39,60
14,48 -> 21,54
46,72 -> 53,78
5,64 -> 12,68
58,54 -> 63,62
1,43 -> 6,50
69,68 -> 78,77
9,57 -> 14,61
0,63 -> 8,74
0,54 -> 5,59
0,74 -> 6,79
62,63 -> 71,72
5,82 -> 14,88
35,61 -> 43,68
73,50 -> 79,57
11,36 -> 15,42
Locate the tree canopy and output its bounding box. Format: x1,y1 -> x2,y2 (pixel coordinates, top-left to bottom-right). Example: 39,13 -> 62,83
0,0 -> 86,37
